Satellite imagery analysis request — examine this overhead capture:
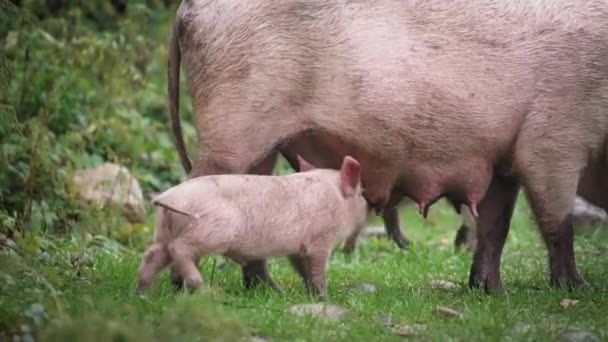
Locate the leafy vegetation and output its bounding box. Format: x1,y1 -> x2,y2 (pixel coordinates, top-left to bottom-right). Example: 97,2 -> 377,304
1,0 -> 196,239
1,1 -> 607,341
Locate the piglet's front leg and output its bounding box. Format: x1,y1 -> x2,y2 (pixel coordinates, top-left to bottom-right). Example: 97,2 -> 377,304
289,254 -> 313,293
305,249 -> 331,301
242,260 -> 284,294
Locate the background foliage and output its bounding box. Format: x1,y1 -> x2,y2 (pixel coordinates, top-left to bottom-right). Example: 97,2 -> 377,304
0,0 -> 224,241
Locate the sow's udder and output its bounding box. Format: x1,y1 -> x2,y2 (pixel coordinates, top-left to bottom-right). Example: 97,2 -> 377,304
281,131 -> 397,210
282,131 -> 494,215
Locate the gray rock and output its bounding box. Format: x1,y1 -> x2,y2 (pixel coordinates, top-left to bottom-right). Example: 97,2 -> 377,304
429,279 -> 458,290
557,330 -> 601,342
392,323 -> 427,337
572,197 -> 607,231
509,323 -> 532,335
348,283 -> 377,294
434,306 -> 463,319
71,163 -> 146,223
560,299 -> 580,308
287,303 -> 349,321
360,225 -> 387,238
375,312 -> 393,327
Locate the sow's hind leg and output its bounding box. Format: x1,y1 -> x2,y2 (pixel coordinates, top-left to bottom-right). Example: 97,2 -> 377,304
514,108 -> 591,289
518,156 -> 588,289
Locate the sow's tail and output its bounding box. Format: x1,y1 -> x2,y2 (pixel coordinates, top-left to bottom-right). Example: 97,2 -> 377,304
168,18 -> 192,173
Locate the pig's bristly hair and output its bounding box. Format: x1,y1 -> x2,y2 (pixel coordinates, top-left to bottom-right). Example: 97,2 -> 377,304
153,199 -> 200,218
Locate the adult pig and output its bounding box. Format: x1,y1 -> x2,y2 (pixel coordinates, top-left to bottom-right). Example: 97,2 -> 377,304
168,0 -> 608,294
137,155 -> 368,299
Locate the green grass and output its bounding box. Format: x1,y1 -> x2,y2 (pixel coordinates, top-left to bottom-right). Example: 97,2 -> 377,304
1,197 -> 608,341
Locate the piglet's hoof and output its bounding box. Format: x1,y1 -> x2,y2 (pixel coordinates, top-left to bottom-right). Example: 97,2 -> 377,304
243,276 -> 285,294
136,282 -> 151,294
171,272 -> 185,291
183,279 -> 204,293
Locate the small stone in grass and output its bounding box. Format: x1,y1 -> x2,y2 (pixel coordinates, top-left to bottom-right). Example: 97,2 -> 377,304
360,226 -> 387,238
439,237 -> 451,246
435,306 -> 463,319
560,299 -> 580,308
375,312 -> 392,327
348,283 -> 377,294
429,279 -> 458,290
510,323 -> 532,335
287,303 -> 349,321
557,329 -> 600,342
392,323 -> 427,337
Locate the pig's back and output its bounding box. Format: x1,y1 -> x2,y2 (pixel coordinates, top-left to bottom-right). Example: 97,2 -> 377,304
178,0 -> 608,163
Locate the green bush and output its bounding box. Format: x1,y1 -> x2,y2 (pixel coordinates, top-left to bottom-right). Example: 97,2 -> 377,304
0,0 -> 198,239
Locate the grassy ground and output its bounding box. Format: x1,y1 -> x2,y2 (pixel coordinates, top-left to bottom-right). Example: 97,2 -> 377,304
1,196 -> 607,341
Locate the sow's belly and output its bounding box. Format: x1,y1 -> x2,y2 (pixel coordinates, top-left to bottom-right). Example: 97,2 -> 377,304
282,130 -> 496,215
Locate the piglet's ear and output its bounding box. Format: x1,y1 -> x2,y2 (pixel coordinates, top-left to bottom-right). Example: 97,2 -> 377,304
339,155 -> 361,197
297,155 -> 316,172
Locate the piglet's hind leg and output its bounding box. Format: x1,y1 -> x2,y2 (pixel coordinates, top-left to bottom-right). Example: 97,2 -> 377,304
137,243 -> 170,292
168,240 -> 204,291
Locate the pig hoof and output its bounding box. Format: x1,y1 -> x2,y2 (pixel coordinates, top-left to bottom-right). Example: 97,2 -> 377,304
393,236 -> 410,250
468,276 -> 505,296
245,276 -> 285,294
136,282 -> 150,294
342,246 -> 355,255
171,274 -> 185,291
314,292 -> 328,302
550,274 -> 589,290
341,245 -> 356,254
184,281 -> 204,293
268,283 -> 285,295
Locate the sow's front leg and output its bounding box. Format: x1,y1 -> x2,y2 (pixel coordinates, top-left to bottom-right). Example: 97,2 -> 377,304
342,206 -> 409,254
455,204 -> 479,252
468,176 -> 519,295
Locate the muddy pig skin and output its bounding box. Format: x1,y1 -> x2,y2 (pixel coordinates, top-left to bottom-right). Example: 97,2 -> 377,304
167,0 -> 608,295
137,156 -> 368,299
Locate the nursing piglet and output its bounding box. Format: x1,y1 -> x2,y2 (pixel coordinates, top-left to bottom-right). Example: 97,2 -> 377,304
137,156 -> 368,299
